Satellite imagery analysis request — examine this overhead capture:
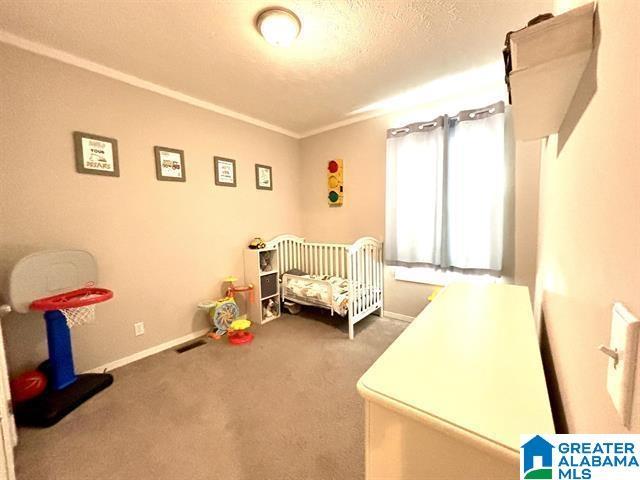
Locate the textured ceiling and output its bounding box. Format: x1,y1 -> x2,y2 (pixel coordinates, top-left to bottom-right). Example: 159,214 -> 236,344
0,0 -> 551,136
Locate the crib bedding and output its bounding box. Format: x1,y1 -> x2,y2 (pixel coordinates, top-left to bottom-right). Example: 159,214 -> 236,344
283,274 -> 350,316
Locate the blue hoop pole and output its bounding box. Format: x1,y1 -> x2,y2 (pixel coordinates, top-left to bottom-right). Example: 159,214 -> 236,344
44,310 -> 77,390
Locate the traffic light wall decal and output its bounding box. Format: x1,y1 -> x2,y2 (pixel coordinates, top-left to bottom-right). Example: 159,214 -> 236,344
328,159 -> 343,206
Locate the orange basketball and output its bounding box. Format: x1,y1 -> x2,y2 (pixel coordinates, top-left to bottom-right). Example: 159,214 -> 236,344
10,370 -> 47,403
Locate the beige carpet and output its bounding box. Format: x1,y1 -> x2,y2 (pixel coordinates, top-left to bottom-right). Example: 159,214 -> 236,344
15,312 -> 406,480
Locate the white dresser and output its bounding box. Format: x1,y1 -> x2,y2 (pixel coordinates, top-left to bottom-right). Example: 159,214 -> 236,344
357,283 -> 554,479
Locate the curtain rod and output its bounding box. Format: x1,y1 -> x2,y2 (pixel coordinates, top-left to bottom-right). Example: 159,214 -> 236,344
387,101 -> 505,137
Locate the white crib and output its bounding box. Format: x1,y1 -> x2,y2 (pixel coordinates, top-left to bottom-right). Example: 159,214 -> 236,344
267,234 -> 384,339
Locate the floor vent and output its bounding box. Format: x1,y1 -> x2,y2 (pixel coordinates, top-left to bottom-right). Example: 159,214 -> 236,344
175,339 -> 207,354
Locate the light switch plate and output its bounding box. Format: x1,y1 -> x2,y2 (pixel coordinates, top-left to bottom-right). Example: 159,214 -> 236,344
606,302 -> 640,427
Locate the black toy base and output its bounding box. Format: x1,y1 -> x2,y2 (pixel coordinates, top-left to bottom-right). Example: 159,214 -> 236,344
15,373 -> 113,428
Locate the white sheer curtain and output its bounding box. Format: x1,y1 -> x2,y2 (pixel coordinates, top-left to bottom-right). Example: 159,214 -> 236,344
385,102 -> 506,272
445,107 -> 505,270
385,118 -> 445,266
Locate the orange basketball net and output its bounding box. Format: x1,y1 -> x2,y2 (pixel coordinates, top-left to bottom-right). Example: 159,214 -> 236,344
226,284 -> 255,303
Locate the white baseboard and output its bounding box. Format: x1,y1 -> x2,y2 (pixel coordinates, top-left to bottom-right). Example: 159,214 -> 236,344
83,328 -> 210,374
382,310 -> 415,323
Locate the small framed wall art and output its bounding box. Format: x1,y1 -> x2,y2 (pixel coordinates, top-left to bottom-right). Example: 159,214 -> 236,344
73,131 -> 120,177
154,146 -> 186,182
255,164 -> 273,190
214,156 -> 237,187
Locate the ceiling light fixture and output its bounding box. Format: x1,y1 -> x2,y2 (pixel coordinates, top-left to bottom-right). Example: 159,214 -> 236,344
256,8 -> 301,47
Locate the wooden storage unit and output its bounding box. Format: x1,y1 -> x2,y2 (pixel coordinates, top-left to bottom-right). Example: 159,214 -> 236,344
243,248 -> 281,325
357,284 -> 554,479
509,2 -> 595,140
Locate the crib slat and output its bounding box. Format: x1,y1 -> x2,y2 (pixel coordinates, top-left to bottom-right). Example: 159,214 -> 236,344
310,245 -> 315,275
349,250 -> 355,311
353,250 -> 358,314
284,241 -> 288,273
379,245 -> 383,306
324,246 -> 328,276
359,247 -> 364,312
329,246 -> 333,276
289,241 -> 293,272
371,247 -> 375,308
364,247 -> 369,309
323,245 -> 327,276
305,244 -> 309,272
360,249 -> 365,314
301,244 -> 306,271
282,241 -> 286,273
368,248 -> 372,308
278,244 -> 283,273
374,245 -> 379,305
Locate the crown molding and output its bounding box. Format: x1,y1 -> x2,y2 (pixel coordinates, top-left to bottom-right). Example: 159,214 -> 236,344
298,110 -> 386,138
0,30 -> 501,141
0,30 -> 301,139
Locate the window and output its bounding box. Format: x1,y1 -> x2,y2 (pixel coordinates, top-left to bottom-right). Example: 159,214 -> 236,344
385,101 -> 509,283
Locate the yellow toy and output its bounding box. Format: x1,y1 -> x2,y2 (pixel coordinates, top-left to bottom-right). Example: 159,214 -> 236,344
230,319 -> 251,330
228,319 -> 253,345
248,238 -> 266,249
427,287 -> 443,302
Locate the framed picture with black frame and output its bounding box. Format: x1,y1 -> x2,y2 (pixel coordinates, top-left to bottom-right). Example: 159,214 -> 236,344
73,131 -> 120,177
255,164 -> 272,190
214,156 -> 237,187
154,146 -> 186,182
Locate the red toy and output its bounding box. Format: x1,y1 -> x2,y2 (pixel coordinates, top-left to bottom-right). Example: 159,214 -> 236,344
10,370 -> 47,403
227,319 -> 254,345
228,330 -> 254,345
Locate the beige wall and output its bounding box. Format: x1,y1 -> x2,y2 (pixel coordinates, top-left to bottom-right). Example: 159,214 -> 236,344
299,92 -> 541,318
0,44 -> 301,375
535,0 -> 640,432
514,140 -> 541,295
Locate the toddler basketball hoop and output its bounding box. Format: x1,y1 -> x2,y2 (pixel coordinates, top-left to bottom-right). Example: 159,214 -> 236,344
1,249 -> 114,427
31,286 -> 113,328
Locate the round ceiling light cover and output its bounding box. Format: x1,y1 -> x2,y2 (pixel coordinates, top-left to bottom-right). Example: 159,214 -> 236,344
257,8 -> 301,47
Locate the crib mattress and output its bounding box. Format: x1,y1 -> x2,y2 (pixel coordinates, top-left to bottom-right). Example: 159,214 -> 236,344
283,274 -> 350,316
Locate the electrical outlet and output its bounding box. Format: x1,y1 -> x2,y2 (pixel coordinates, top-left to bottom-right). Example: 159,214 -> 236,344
134,322 -> 145,336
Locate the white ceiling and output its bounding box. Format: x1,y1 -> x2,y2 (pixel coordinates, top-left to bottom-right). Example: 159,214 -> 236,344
0,0 -> 551,137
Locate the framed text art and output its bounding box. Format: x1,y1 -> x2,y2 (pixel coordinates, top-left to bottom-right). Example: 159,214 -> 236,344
214,156 -> 237,187
73,131 -> 120,177
154,146 -> 186,182
255,164 -> 273,190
